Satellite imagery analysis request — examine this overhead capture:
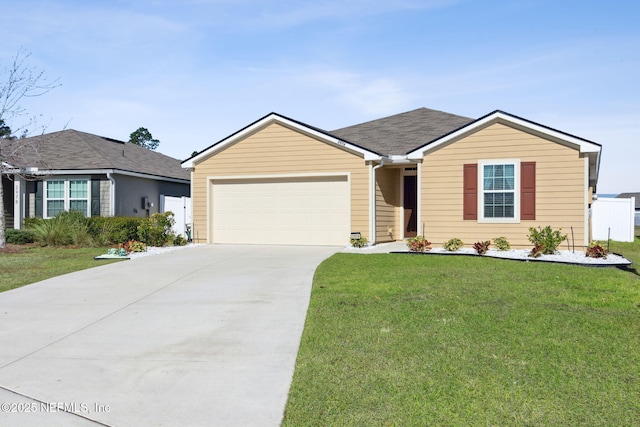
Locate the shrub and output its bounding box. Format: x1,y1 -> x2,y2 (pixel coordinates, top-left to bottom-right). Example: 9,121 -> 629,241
494,236 -> 511,251
31,216 -> 72,246
123,240 -> 146,253
23,217 -> 43,229
173,235 -> 188,246
473,240 -> 490,255
529,243 -> 544,258
527,226 -> 567,255
30,211 -> 94,247
407,235 -> 432,253
88,217 -> 144,244
585,243 -> 608,259
6,229 -> 36,244
443,238 -> 463,252
137,212 -> 175,246
350,236 -> 368,248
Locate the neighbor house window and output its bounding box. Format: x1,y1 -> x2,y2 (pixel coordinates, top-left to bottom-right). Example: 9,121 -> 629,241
46,180 -> 66,217
44,178 -> 90,218
69,180 -> 88,213
479,160 -> 520,223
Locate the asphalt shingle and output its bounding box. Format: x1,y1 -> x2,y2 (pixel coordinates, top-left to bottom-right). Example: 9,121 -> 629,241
328,107 -> 474,156
3,129 -> 189,181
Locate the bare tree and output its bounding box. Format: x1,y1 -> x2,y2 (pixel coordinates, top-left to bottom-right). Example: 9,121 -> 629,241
0,48 -> 60,248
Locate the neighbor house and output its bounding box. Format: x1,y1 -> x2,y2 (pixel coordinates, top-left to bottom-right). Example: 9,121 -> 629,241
2,129 -> 190,229
182,108 -> 601,248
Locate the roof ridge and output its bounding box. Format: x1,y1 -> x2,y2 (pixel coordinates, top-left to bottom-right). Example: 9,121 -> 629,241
330,107 -> 473,132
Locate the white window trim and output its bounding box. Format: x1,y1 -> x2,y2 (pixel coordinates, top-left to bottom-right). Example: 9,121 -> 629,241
478,159 -> 521,224
43,177 -> 91,218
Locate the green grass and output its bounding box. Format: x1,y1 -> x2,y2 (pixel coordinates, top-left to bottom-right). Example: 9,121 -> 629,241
284,239 -> 640,426
0,246 -> 122,293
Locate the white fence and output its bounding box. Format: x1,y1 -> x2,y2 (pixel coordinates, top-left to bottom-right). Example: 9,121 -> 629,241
591,197 -> 635,242
160,195 -> 192,239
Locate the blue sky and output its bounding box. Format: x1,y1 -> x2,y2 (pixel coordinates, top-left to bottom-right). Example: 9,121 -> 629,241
3,0 -> 638,193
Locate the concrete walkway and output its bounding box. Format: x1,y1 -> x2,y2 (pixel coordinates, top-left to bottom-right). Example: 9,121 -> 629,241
0,245 -> 338,427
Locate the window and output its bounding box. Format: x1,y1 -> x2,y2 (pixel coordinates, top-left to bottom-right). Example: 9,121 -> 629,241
46,180 -> 65,217
463,161 -> 535,222
483,164 -> 515,218
69,180 -> 88,213
479,160 -> 520,223
44,178 -> 90,218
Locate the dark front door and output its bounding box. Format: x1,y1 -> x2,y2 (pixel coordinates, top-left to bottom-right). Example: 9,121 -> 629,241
403,175 -> 417,238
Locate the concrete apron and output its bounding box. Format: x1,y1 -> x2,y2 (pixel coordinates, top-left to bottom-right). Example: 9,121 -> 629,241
0,245 -> 338,427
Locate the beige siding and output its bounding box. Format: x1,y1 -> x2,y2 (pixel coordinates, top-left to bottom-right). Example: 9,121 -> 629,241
375,167 -> 400,242
190,122 -> 369,243
421,122 -> 588,248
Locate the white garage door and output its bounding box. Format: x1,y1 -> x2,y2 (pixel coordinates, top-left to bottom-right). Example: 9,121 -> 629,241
212,175 -> 350,245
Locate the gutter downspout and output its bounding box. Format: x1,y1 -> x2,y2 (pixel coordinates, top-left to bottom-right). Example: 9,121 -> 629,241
106,171 -> 116,216
370,158 -> 388,245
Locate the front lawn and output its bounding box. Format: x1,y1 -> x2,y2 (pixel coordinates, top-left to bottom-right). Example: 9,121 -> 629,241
284,241 -> 640,426
0,246 -> 121,293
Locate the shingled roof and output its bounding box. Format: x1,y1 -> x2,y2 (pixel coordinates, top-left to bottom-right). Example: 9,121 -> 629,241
328,107 -> 474,156
3,129 -> 189,181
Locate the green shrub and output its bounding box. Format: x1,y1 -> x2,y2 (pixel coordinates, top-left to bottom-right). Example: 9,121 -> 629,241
123,240 -> 146,253
527,226 -> 567,255
6,229 -> 36,244
350,236 -> 368,248
473,240 -> 490,255
31,216 -> 73,246
173,235 -> 188,246
407,235 -> 432,253
443,238 -> 463,251
28,211 -> 95,247
137,212 -> 175,246
87,217 -> 144,244
494,236 -> 511,251
23,217 -> 43,229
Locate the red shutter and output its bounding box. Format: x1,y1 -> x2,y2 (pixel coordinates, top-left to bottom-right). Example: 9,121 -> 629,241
463,164 -> 477,220
521,162 -> 536,220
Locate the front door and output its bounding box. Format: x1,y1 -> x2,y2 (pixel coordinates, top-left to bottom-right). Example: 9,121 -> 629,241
403,175 -> 417,238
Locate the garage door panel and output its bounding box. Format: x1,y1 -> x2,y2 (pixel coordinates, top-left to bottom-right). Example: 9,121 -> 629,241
212,176 -> 349,246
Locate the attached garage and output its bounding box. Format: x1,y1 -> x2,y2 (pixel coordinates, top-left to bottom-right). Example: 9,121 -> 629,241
211,174 -> 350,245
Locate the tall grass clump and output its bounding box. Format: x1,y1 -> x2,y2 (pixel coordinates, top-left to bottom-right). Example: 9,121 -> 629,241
30,211 -> 94,247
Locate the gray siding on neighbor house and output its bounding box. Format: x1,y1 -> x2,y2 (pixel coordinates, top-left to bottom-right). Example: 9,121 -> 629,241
99,179 -> 111,216
113,174 -> 189,217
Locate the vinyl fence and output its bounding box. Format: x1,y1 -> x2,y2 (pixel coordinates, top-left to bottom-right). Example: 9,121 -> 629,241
160,195 -> 192,239
591,197 -> 635,242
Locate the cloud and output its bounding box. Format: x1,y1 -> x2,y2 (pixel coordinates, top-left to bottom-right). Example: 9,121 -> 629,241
299,69 -> 415,116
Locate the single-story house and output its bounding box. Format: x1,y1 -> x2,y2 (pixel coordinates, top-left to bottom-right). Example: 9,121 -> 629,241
182,108 -> 601,247
2,129 -> 190,229
616,193 -> 640,226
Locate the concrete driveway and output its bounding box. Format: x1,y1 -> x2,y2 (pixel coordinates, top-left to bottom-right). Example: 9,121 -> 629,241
0,245 -> 338,426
